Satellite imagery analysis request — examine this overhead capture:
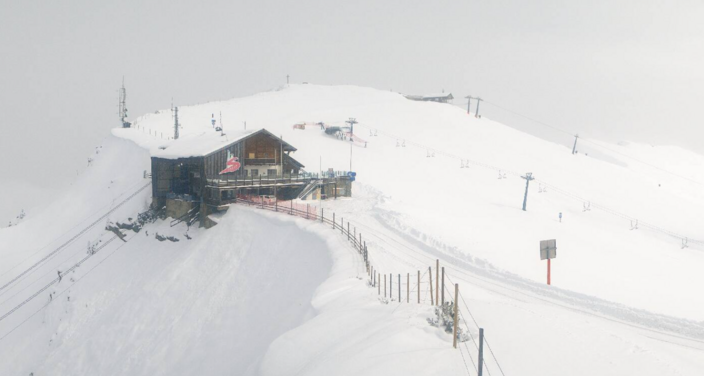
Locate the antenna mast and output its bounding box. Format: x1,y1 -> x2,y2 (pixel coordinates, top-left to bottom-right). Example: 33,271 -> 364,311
118,77 -> 130,128
173,107 -> 179,140
219,111 -> 225,136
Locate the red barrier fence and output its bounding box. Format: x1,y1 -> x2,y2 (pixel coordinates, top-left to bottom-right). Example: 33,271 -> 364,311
236,194 -> 318,221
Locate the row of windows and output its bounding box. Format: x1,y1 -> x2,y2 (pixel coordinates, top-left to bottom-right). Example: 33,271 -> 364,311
245,168 -> 278,177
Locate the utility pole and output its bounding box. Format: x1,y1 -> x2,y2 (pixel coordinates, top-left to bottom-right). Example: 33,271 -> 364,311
173,106 -> 179,140
521,172 -> 534,211
345,118 -> 358,142
475,97 -> 483,118
465,95 -> 473,114
572,134 -> 579,154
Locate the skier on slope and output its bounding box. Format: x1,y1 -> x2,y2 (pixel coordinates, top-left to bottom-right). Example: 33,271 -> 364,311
559,212 -> 563,223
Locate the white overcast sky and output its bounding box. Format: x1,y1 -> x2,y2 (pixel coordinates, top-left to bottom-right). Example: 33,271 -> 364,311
1,0 -> 703,220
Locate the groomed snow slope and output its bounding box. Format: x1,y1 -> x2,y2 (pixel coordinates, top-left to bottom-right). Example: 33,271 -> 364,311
121,84 -> 704,320
1,84 -> 703,375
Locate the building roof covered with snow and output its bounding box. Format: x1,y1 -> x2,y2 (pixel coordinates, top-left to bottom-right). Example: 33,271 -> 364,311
152,128 -> 297,160
404,93 -> 454,103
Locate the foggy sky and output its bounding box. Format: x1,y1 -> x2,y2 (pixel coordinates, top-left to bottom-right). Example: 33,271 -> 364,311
1,0 -> 703,220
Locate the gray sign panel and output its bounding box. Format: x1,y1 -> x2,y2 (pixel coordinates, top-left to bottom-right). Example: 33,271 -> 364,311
540,239 -> 557,260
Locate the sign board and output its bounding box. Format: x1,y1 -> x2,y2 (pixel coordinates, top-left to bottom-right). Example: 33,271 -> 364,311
219,151 -> 241,175
540,239 -> 557,260
347,171 -> 357,182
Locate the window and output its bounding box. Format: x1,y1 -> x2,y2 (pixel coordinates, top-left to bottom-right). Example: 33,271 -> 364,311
251,169 -> 259,177
267,169 -> 277,176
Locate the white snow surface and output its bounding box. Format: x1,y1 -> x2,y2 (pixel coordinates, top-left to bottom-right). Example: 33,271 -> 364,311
1,84 -> 703,375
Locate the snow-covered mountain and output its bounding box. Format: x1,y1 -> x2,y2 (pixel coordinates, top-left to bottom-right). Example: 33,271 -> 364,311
1,84 -> 703,375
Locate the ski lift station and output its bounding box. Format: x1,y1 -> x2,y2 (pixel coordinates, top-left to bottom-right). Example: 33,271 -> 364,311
150,128 -> 352,227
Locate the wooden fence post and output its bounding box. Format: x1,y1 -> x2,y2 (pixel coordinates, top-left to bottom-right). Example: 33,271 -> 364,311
347,222 -> 350,240
478,328 -> 485,376
428,267 -> 434,305
407,273 -> 409,303
306,204 -> 309,219
332,213 -> 335,229
398,274 -> 401,303
390,273 -> 393,300
321,208 -> 324,223
417,270 -> 420,304
290,200 -> 293,215
453,283 -> 459,349
378,272 -> 381,295
366,248 -> 369,274
441,267 -> 445,305
384,274 -> 387,297
436,259 -> 440,306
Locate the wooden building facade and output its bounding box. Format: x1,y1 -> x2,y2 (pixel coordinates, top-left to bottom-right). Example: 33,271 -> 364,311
151,129 -> 304,211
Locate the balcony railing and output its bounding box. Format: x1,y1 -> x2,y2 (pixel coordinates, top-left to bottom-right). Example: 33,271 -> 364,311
245,158 -> 276,165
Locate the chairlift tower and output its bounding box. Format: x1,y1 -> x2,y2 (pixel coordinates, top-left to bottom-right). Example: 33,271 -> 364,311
465,95 -> 473,114
572,134 -> 579,154
521,172 -> 535,211
345,118 -> 358,142
118,78 -> 131,128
